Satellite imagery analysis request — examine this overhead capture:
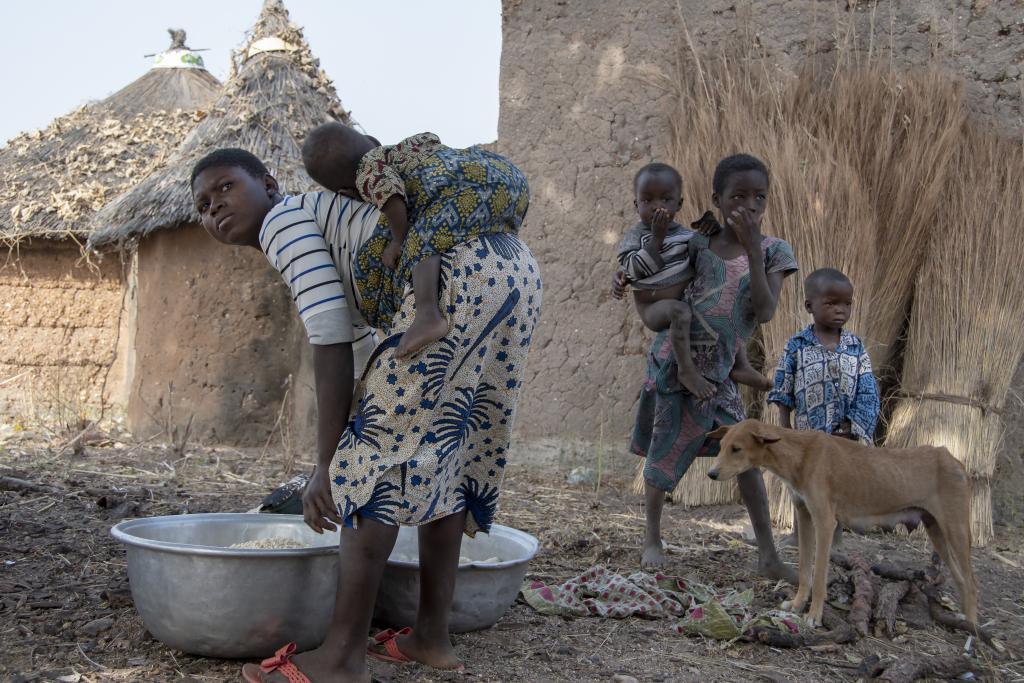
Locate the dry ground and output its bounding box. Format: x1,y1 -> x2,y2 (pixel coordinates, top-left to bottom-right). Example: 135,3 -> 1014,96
1,431 -> 1022,682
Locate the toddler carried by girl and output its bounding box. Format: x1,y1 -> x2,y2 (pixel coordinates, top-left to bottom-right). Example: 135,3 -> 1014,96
302,124 -> 530,358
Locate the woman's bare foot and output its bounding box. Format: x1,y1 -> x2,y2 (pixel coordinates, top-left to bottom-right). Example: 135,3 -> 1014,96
382,631 -> 463,670
396,311 -> 448,359
677,364 -> 716,400
729,366 -> 772,392
641,540 -> 667,568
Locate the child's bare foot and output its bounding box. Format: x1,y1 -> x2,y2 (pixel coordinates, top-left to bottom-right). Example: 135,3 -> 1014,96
641,540 -> 667,568
396,311 -> 448,359
382,631 -> 463,670
758,556 -> 799,585
729,366 -> 772,392
677,365 -> 716,400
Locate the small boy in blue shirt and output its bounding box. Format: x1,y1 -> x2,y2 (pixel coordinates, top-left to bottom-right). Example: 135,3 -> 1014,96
767,267 -> 880,545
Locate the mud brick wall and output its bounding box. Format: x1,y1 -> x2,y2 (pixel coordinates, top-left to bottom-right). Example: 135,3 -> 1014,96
126,225 -> 305,446
0,241 -> 126,423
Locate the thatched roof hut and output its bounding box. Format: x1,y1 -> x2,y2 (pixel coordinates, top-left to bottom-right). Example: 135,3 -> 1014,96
0,32 -> 219,244
75,0 -> 358,446
89,0 -> 352,250
0,30 -> 219,429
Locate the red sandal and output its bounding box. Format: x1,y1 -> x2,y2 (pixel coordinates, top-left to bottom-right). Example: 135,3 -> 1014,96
366,627 -> 466,671
366,627 -> 414,664
241,642 -> 311,683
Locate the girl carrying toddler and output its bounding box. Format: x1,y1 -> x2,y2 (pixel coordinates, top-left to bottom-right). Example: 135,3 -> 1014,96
617,155 -> 798,580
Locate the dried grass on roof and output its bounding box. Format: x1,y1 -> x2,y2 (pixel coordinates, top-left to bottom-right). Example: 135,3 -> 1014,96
0,28 -> 219,245
0,109 -> 209,245
99,67 -> 220,119
88,0 -> 353,250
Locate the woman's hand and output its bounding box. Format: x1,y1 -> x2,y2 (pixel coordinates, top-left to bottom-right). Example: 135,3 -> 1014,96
611,270 -> 628,300
382,238 -> 402,270
302,466 -> 343,533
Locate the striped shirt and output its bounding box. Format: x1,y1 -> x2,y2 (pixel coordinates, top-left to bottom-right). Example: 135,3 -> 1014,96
616,222 -> 694,290
259,192 -> 381,375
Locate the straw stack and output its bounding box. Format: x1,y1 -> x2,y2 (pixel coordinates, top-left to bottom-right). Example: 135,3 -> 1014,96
886,125 -> 1024,547
802,65 -> 965,380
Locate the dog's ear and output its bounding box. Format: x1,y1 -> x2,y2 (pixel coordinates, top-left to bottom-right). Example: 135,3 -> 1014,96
752,425 -> 781,445
707,425 -> 730,440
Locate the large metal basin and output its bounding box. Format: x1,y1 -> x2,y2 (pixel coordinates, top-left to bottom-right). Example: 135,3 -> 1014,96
111,513 -> 538,658
111,513 -> 340,658
375,524 -> 538,633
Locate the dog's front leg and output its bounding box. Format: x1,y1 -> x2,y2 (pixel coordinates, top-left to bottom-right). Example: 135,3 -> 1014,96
805,503 -> 836,627
783,501 -> 814,615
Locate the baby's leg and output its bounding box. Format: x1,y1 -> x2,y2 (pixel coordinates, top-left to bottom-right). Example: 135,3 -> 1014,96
396,255 -> 449,359
638,300 -> 715,400
728,345 -> 772,392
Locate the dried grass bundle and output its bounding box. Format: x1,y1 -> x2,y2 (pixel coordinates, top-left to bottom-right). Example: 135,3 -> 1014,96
806,65 -> 965,378
886,125 -> 1024,546
629,457 -> 739,507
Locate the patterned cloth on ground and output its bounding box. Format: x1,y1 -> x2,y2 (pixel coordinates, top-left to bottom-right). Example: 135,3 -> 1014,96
353,132 -> 531,332
520,565 -> 808,640
330,233 -> 542,536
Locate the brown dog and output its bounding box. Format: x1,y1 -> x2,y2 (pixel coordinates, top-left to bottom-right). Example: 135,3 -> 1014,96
706,419 -> 978,627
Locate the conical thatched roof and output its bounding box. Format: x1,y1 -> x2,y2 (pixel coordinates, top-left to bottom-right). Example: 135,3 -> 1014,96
88,0 -> 353,250
0,31 -> 219,244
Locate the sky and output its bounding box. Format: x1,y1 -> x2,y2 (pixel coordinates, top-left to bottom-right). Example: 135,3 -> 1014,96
0,0 -> 502,148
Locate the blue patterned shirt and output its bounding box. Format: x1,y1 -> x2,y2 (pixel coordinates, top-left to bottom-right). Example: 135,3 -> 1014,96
767,326 -> 880,443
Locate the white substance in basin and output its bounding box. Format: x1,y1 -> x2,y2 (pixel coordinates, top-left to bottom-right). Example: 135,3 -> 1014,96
229,538 -> 311,549
390,552 -> 501,564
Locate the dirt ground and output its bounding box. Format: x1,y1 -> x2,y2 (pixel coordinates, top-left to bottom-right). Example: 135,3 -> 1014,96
1,431 -> 1022,683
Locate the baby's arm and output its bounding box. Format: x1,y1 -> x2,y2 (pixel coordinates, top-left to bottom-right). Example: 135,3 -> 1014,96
355,145 -> 413,268
617,209 -> 672,282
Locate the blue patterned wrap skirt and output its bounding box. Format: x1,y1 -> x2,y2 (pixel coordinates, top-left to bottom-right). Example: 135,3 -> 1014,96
331,233 -> 542,536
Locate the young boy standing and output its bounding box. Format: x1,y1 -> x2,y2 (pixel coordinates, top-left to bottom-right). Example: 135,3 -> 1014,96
767,268 -> 881,546
767,267 -> 880,442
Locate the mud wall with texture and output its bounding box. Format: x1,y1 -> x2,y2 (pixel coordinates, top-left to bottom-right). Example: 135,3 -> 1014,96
127,225 -> 304,445
498,0 -> 1024,476
0,241 -> 126,425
